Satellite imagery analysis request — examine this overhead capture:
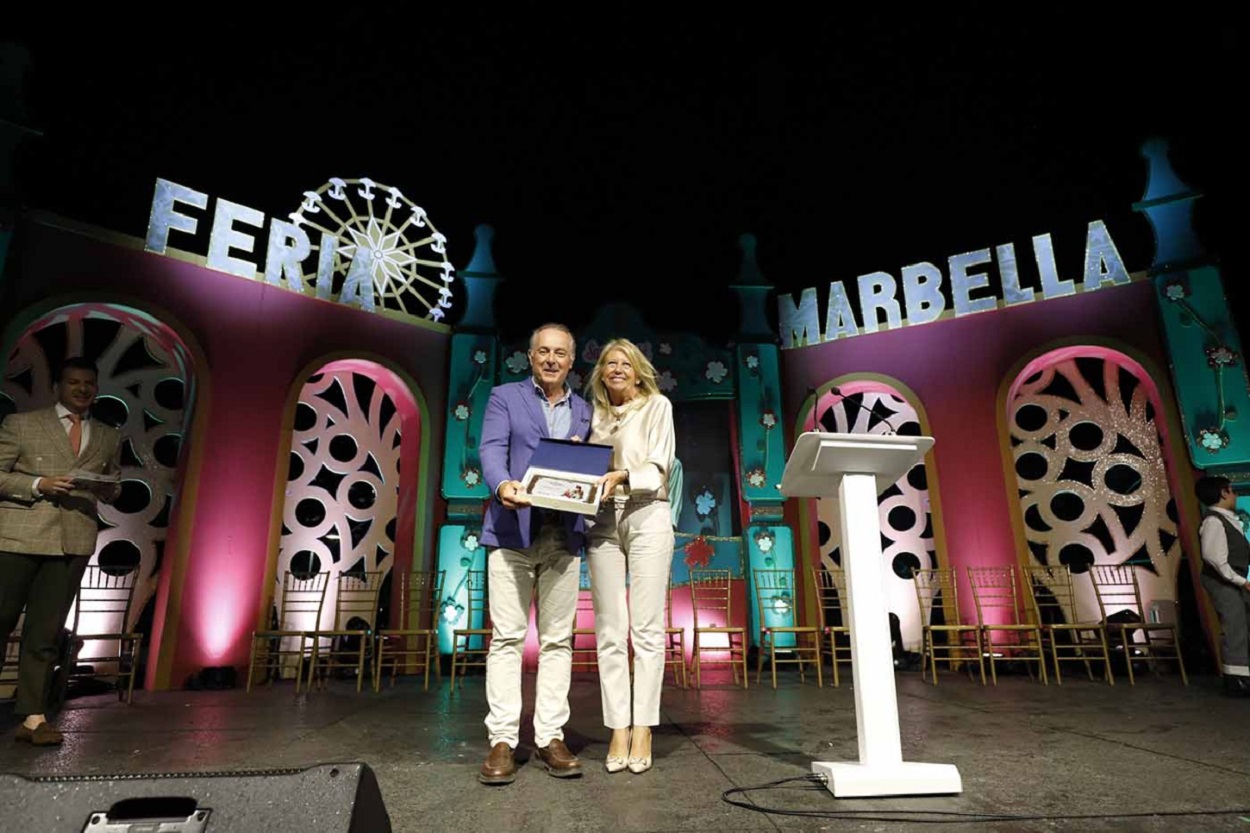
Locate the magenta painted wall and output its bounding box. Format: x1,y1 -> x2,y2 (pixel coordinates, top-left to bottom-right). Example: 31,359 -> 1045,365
4,220 -> 450,689
781,281 -> 1195,624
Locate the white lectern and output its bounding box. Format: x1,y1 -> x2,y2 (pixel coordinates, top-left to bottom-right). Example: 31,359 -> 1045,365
781,431 -> 962,798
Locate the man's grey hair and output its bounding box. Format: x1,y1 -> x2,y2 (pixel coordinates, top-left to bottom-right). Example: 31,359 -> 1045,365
528,323 -> 576,354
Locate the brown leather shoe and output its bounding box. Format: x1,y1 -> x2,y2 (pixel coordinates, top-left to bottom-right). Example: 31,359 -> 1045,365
15,722 -> 63,747
478,742 -> 517,785
534,738 -> 583,778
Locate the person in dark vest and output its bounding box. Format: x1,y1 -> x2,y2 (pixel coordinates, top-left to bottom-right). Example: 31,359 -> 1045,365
1195,475 -> 1250,698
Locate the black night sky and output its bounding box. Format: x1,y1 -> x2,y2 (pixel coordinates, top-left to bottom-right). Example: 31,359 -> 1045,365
5,13 -> 1240,345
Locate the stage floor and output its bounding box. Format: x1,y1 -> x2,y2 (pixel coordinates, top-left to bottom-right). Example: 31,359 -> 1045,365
2,668 -> 1249,832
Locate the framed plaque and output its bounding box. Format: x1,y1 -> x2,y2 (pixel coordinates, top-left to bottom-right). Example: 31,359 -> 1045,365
521,438 -> 614,515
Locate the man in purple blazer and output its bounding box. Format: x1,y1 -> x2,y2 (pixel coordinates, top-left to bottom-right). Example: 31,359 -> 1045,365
477,323 -> 592,785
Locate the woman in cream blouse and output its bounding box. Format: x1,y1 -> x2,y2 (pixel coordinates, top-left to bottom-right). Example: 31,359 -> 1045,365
585,338 -> 676,775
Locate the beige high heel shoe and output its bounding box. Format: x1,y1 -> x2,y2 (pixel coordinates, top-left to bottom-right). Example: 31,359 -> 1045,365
627,728 -> 652,774
606,729 -> 631,774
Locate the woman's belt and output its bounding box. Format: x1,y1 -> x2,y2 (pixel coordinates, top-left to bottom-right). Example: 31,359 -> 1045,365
610,494 -> 668,507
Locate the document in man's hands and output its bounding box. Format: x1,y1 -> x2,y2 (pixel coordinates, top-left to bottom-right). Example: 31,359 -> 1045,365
68,468 -> 121,484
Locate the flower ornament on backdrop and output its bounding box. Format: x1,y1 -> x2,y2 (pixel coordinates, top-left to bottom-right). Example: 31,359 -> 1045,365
1206,345 -> 1239,368
638,342 -> 653,361
694,487 -> 717,517
581,340 -> 602,365
461,466 -> 482,487
440,597 -> 465,624
567,371 -> 583,391
770,592 -> 793,616
705,361 -> 728,384
461,531 -> 480,552
657,370 -> 677,392
746,467 -> 766,488
659,342 -> 672,356
453,402 -> 471,421
683,535 -> 714,570
473,350 -> 488,365
505,351 -> 528,375
759,410 -> 777,430
1199,427 -> 1230,452
744,354 -> 760,371
754,529 -> 775,554
1161,279 -> 1189,301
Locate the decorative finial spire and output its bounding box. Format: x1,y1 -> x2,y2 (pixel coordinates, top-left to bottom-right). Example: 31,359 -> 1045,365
1134,138 -> 1204,272
735,233 -> 768,285
463,224 -> 498,276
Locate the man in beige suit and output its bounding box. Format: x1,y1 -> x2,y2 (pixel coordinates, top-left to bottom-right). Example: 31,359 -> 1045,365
0,357 -> 122,746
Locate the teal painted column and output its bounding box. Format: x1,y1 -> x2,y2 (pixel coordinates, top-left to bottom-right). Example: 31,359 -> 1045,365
1135,139 -> 1250,475
729,234 -> 791,648
435,226 -> 500,653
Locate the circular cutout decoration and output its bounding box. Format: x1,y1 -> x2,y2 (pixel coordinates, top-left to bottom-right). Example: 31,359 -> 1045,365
1104,464 -> 1141,495
1015,404 -> 1048,432
1049,491 -> 1085,523
348,480 -> 377,510
289,551 -> 322,579
97,539 -> 141,576
1058,543 -> 1095,573
329,434 -> 359,463
892,552 -> 922,580
1068,421 -> 1104,452
1015,452 -> 1048,481
296,498 -> 326,528
114,480 -> 152,515
153,378 -> 184,410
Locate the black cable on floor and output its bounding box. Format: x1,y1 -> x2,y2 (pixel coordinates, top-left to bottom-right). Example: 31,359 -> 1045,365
722,774 -> 1250,823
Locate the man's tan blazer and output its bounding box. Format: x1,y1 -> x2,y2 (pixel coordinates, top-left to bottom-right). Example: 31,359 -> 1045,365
0,407 -> 122,557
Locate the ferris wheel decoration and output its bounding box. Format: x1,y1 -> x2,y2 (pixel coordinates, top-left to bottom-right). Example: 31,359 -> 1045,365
289,177 -> 455,321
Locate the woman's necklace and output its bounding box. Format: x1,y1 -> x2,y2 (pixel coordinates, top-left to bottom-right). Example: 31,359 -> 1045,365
607,396 -> 641,433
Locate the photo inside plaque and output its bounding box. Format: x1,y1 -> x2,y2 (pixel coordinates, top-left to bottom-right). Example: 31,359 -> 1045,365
526,474 -> 599,504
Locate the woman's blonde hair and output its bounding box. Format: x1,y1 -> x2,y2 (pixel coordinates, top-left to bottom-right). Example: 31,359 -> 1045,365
586,338 -> 662,413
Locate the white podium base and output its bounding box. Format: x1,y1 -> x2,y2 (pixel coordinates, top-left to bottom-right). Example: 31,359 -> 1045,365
811,761 -> 962,797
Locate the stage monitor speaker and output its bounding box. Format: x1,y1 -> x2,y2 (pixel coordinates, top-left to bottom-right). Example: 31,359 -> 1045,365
0,762 -> 391,832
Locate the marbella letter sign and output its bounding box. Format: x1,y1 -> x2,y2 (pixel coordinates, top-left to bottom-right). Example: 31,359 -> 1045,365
144,177 -> 457,322
776,220 -> 1131,349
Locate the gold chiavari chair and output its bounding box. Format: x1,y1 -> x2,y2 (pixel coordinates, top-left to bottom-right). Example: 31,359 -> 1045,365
752,568 -> 822,688
664,573 -> 688,688
374,569 -> 445,691
689,568 -> 748,688
67,565 -> 143,703
911,567 -> 985,685
1088,564 -> 1187,685
1022,564 -> 1113,685
810,566 -> 852,687
966,565 -> 1047,685
247,570 -> 330,693
450,569 -> 491,687
305,571 -> 386,692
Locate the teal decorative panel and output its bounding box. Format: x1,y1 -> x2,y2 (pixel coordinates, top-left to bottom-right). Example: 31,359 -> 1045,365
736,344 -> 785,504
441,334 -> 495,505
1155,266 -> 1250,469
745,526 -> 796,649
434,524 -> 487,655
